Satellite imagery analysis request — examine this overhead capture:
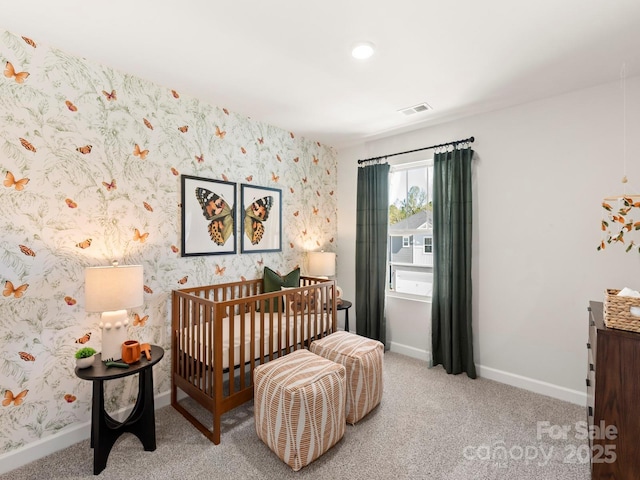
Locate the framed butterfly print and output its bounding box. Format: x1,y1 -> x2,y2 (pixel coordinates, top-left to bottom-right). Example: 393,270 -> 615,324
181,175 -> 237,256
241,184 -> 282,253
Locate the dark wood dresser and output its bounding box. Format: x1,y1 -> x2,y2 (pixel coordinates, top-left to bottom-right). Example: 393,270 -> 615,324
588,300 -> 640,478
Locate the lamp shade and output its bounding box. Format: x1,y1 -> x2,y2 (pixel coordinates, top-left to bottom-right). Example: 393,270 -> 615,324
85,264 -> 143,312
308,251 -> 336,277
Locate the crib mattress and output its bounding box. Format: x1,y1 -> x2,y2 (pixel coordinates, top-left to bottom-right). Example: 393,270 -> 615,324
178,311 -> 331,370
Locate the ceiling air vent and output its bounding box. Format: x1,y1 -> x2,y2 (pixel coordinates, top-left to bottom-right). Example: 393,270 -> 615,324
398,102 -> 432,116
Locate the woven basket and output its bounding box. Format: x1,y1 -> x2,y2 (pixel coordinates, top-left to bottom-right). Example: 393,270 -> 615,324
603,289 -> 640,332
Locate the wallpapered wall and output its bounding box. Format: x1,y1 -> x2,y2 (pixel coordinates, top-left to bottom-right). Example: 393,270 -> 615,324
0,29 -> 337,455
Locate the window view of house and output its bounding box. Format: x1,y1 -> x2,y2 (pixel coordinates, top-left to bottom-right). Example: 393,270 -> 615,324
388,161 -> 433,298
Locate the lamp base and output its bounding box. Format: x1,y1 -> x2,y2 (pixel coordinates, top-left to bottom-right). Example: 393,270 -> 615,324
99,310 -> 129,361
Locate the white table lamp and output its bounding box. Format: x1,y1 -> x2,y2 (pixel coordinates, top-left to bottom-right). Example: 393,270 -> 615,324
85,263 -> 143,360
308,251 -> 336,278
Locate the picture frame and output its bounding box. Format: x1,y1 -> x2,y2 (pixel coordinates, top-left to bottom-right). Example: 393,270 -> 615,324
240,183 -> 282,253
181,174 -> 237,256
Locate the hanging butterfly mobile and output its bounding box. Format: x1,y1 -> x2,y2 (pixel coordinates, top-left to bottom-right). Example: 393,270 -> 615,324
598,195 -> 640,253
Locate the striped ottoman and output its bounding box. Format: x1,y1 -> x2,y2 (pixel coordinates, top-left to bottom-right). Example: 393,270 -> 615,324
254,348 -> 346,471
310,331 -> 383,424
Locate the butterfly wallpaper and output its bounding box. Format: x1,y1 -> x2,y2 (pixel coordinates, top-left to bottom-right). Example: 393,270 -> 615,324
0,28 -> 337,456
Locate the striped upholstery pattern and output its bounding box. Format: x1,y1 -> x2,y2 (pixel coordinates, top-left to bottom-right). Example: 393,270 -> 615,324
310,331 -> 384,424
254,349 -> 346,471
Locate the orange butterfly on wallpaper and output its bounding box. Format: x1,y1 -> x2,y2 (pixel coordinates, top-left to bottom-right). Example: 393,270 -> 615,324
326,217 -> 331,223
143,201 -> 153,212
301,177 -> 307,184
312,155 -> 319,165
18,351 -> 35,362
240,275 -> 247,282
214,126 -> 226,139
21,36 -> 37,48
222,108 -> 229,115
240,147 -> 246,154
178,125 -> 188,133
329,237 -> 334,243
289,132 -> 295,139
177,276 -> 188,285
289,242 -> 294,248
133,144 -> 149,159
221,173 -> 229,182
329,190 -> 334,196
76,145 -> 92,154
271,172 -> 279,182
293,157 -> 299,163
171,167 -> 179,176
102,89 -> 116,101
19,137 -> 36,152
2,389 -> 28,406
171,89 -> 180,98
64,296 -> 77,306
293,211 -> 299,217
257,137 -> 264,144
143,118 -> 154,129
65,100 -> 77,112
245,175 -> 253,182
144,285 -> 154,293
290,187 -> 294,193
302,229 -> 307,236
276,155 -> 282,162
4,61 -> 29,84
170,245 -> 179,253
4,171 -> 30,191
257,258 -> 264,266
215,264 -> 226,275
65,198 -> 78,208
3,281 -> 29,298
75,332 -> 91,344
102,179 -> 116,191
312,206 -> 319,215
64,394 -> 76,403
133,228 -> 149,243
76,238 -> 92,249
195,154 -> 204,163
133,313 -> 149,326
19,244 -> 35,257
326,169 -> 331,175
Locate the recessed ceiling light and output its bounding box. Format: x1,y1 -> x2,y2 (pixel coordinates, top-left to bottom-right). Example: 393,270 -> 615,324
352,41 -> 375,60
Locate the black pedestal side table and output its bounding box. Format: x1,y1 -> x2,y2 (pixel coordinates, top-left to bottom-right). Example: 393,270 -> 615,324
75,345 -> 164,475
337,300 -> 353,331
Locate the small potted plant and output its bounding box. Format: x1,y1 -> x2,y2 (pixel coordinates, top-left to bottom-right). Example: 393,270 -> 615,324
75,347 -> 97,369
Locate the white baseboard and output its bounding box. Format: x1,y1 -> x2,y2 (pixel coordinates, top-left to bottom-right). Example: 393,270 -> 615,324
389,341 -> 431,362
0,390 -> 172,476
476,365 -> 586,406
388,342 -> 586,406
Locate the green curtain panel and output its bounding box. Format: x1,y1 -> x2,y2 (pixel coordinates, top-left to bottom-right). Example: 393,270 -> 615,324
355,162 -> 390,347
431,147 -> 476,378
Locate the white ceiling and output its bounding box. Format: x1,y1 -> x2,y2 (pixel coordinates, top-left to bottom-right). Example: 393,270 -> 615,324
2,1 -> 640,149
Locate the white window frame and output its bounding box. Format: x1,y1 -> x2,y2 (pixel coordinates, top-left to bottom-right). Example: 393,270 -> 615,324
387,159 -> 433,301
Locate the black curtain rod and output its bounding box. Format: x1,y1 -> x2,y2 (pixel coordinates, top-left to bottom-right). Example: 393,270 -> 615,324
357,136 -> 475,164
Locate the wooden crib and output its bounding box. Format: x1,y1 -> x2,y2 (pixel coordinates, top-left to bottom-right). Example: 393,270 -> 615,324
171,276 -> 337,444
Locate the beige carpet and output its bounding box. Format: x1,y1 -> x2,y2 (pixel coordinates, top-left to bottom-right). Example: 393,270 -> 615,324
2,352 -> 590,479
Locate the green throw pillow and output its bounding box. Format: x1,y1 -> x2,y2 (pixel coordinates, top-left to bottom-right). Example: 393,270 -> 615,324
263,266 -> 300,312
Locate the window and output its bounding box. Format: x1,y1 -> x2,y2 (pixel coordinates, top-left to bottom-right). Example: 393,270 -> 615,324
424,237 -> 432,254
388,160 -> 433,299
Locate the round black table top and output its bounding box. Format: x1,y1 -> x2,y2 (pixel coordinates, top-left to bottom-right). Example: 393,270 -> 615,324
337,300 -> 352,310
75,345 -> 164,381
